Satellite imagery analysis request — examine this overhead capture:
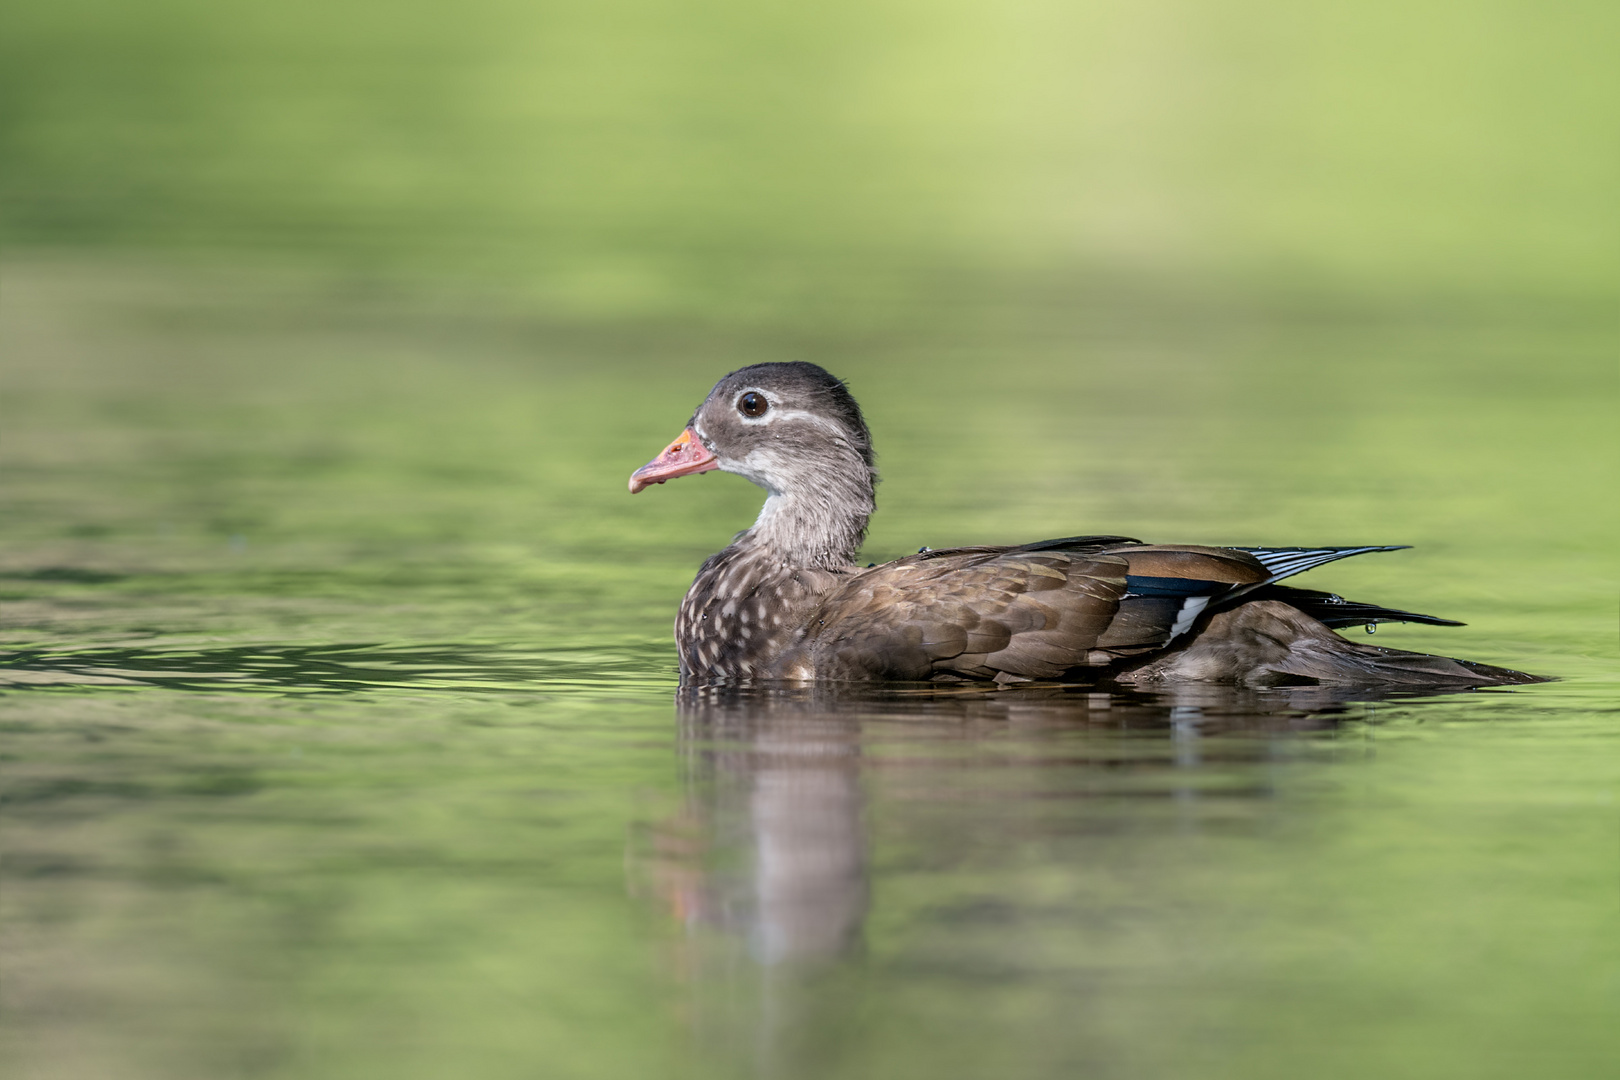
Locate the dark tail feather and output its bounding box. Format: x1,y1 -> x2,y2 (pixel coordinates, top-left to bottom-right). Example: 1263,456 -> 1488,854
1014,534 -> 1146,553
1313,646 -> 1549,688
1256,585 -> 1465,629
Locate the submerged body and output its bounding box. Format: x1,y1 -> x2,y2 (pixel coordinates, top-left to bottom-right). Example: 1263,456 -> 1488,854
631,363 -> 1540,689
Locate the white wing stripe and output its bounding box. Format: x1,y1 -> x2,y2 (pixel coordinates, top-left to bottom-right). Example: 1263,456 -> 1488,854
1169,596 -> 1211,640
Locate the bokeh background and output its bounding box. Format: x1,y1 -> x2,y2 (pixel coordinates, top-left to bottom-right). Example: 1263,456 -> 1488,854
5,0 -> 1615,604
5,1 -> 1613,315
3,4 -> 1617,1080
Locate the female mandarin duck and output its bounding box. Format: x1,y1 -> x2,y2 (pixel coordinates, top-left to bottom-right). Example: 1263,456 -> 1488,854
629,362 -> 1540,688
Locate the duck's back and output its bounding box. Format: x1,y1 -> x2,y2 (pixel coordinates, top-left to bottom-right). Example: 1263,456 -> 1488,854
783,539 -> 1273,681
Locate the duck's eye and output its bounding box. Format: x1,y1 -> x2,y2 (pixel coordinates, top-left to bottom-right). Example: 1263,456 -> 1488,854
738,392 -> 768,418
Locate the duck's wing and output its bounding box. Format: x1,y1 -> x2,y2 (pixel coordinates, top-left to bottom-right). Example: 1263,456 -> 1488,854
794,541 -> 1416,682
793,547 -> 1133,681
1087,544 -> 1272,657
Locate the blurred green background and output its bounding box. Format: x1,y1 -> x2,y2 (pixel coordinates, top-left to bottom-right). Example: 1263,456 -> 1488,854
4,0 -> 1614,321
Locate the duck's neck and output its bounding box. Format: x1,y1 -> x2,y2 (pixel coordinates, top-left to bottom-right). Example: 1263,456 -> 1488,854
742,474 -> 874,570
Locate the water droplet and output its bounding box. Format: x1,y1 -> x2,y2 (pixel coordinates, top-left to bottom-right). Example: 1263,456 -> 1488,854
1366,622 -> 1377,635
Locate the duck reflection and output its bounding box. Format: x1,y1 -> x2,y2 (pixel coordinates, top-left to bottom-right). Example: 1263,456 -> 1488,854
633,681 -> 1412,968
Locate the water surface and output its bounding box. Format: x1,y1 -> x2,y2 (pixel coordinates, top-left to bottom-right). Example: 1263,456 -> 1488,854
3,259 -> 1616,1079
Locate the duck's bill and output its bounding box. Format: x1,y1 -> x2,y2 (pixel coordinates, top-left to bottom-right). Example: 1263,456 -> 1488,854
628,427 -> 720,493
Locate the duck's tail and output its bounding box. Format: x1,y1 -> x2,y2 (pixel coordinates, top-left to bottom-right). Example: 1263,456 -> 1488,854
1250,584 -> 1465,630
1117,598 -> 1547,689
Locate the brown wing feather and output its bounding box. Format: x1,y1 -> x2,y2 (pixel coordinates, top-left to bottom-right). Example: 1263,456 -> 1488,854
1082,544 -> 1270,656
1092,596 -> 1186,651
789,550 -> 1130,681
1109,545 -> 1270,583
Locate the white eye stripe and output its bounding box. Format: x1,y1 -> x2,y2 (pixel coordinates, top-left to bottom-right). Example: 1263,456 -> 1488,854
736,402 -> 846,438
770,409 -> 845,436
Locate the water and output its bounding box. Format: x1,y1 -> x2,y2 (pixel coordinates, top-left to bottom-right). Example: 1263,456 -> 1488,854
2,258 -> 1616,1079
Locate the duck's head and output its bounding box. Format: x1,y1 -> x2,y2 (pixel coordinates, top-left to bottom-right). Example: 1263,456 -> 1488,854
629,361 -> 875,499
630,362 -> 878,566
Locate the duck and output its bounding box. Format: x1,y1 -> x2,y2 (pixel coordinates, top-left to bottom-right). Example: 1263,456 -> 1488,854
629,362 -> 1541,689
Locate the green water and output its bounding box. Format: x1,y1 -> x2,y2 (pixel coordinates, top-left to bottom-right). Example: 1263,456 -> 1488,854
2,259 -> 1615,1079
